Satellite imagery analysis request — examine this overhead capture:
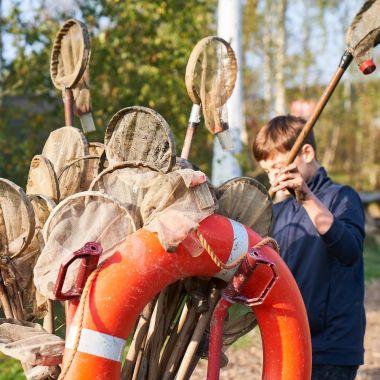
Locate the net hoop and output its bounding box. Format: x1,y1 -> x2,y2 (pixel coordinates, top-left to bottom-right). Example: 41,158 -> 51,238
50,19 -> 90,90
26,155 -> 60,203
0,178 -> 36,258
216,177 -> 273,236
104,106 -> 176,173
90,161 -> 163,192
42,191 -> 136,244
185,36 -> 237,106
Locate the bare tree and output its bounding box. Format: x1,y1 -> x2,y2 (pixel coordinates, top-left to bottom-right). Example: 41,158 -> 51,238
274,0 -> 287,115
263,0 -> 273,116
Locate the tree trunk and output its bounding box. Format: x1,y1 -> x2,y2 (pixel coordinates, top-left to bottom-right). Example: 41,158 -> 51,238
274,0 -> 287,115
262,0 -> 273,117
322,126 -> 340,171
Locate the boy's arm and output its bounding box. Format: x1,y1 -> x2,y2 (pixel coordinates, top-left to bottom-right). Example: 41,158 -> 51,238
271,163 -> 334,234
318,186 -> 365,265
272,166 -> 365,265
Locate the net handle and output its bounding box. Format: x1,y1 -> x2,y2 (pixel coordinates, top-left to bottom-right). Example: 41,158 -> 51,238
268,2 -> 380,199
185,36 -> 237,106
268,51 -> 353,199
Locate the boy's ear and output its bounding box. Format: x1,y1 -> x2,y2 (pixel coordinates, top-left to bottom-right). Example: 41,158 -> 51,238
301,144 -> 315,163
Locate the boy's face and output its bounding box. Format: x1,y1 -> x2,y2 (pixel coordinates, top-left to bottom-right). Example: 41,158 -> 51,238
259,151 -> 291,187
259,149 -> 313,187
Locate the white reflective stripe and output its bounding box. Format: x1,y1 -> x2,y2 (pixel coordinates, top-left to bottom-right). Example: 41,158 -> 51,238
215,219 -> 249,281
65,326 -> 126,362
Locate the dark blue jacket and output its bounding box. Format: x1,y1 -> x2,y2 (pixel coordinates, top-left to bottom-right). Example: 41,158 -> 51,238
272,167 -> 365,366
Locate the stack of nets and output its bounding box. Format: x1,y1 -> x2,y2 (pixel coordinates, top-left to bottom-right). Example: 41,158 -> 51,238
0,103 -> 219,378
0,21 -> 275,380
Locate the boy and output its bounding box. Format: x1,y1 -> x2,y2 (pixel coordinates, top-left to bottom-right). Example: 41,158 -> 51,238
252,115 -> 365,380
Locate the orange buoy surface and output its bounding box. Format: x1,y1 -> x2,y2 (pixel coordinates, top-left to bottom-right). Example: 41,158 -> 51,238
61,214 -> 311,380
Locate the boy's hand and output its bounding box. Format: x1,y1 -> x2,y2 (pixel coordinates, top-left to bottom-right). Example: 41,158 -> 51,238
271,163 -> 311,202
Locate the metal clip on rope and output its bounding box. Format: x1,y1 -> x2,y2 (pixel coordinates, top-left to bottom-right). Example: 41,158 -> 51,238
54,242 -> 102,301
221,248 -> 279,307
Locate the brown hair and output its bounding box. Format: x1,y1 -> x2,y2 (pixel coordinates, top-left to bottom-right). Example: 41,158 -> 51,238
252,115 -> 317,161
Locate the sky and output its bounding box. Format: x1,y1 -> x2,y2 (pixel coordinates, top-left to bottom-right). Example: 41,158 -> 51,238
1,0 -> 80,62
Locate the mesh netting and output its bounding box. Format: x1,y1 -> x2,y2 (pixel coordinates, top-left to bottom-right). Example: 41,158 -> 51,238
26,155 -> 60,203
198,44 -> 230,134
89,162 -> 215,251
142,169 -> 216,251
347,0 -> 380,66
80,143 -> 104,191
42,127 -> 89,200
0,178 -> 35,258
216,177 -> 273,236
18,195 -> 56,319
72,63 -> 91,117
72,62 -> 96,133
104,106 -> 176,172
185,37 -> 236,138
0,318 -> 64,366
34,191 -> 136,300
90,163 -> 163,228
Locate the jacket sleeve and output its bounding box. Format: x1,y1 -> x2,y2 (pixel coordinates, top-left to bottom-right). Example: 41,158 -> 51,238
320,186 -> 365,265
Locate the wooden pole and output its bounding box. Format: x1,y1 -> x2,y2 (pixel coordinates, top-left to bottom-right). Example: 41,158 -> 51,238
181,126 -> 196,160
161,306 -> 199,380
121,299 -> 157,380
175,286 -> 220,380
158,301 -> 190,376
181,104 -> 201,160
43,300 -> 55,334
64,88 -> 74,127
0,280 -> 13,318
268,51 -> 353,198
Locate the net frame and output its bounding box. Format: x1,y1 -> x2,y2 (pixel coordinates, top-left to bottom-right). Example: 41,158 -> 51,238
346,0 -> 380,68
50,19 -> 90,90
34,191 -> 137,299
185,36 -> 237,107
216,177 -> 273,236
0,178 -> 35,258
104,106 -> 176,173
42,190 -> 137,244
42,126 -> 89,200
26,155 -> 60,203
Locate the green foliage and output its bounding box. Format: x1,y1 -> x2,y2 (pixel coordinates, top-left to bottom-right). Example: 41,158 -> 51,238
364,235 -> 380,284
0,0 -> 217,185
0,354 -> 24,380
242,1 -> 380,191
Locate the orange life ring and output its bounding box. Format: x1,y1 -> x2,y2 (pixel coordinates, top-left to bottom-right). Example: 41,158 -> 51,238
61,214 -> 311,379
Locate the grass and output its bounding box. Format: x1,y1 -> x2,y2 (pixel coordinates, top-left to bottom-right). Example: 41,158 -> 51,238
364,235 -> 380,284
0,355 -> 24,380
0,237 -> 379,379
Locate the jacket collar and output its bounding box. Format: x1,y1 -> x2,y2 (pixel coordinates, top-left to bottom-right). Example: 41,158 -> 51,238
306,166 -> 330,194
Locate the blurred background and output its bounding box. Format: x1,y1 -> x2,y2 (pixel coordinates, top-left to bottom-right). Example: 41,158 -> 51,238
1,0 -> 380,189
0,0 -> 379,379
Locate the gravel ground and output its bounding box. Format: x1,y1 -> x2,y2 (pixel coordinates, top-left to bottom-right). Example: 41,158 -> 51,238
191,280 -> 380,380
